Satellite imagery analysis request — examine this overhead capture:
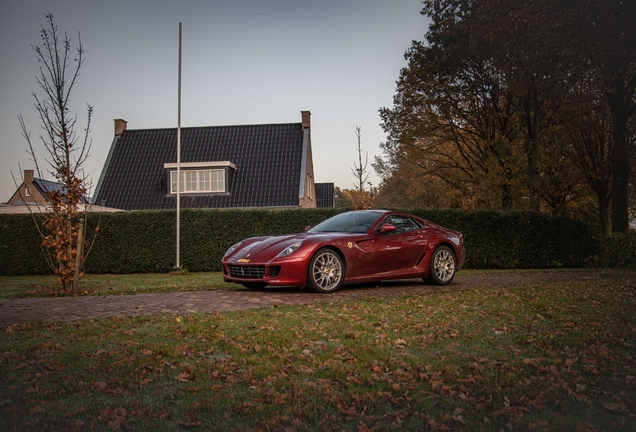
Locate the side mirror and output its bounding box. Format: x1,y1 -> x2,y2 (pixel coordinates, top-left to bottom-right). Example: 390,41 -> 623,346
305,226 -> 311,231
377,223 -> 396,235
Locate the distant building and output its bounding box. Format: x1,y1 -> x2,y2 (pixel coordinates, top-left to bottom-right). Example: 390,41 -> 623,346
315,183 -> 335,208
94,111 -> 320,211
7,169 -> 63,206
3,169 -> 117,214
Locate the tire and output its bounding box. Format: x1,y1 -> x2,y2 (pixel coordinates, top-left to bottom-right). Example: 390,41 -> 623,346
424,246 -> 456,285
241,282 -> 267,289
306,248 -> 345,293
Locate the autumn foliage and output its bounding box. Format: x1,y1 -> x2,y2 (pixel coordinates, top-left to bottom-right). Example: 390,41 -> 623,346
19,13 -> 96,290
41,171 -> 90,290
377,0 -> 636,233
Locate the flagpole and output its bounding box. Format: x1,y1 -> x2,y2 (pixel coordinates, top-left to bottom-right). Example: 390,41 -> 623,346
175,22 -> 182,270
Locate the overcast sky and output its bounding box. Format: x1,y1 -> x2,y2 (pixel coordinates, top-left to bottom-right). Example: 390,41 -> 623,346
0,0 -> 429,202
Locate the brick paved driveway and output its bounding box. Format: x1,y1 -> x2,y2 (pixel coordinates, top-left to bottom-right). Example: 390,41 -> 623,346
0,270 -> 633,325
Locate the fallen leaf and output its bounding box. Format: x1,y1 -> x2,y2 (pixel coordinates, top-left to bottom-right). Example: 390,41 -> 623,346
528,420 -> 550,430
93,382 -> 107,391
603,402 -> 627,412
176,372 -> 191,382
30,405 -> 46,415
357,421 -> 373,432
453,414 -> 467,425
180,411 -> 202,427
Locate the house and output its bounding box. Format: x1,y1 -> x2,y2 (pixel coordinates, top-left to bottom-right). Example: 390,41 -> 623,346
315,183 -> 335,208
94,111 -> 318,211
3,169 -> 119,214
7,169 -> 64,206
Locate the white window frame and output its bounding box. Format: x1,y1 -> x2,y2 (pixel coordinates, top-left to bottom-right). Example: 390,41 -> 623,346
170,169 -> 225,194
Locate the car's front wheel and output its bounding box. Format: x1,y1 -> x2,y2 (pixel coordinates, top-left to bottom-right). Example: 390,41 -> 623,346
424,245 -> 456,285
306,248 -> 344,293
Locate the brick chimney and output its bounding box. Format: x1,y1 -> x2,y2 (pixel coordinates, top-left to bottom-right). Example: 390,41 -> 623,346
301,111 -> 311,129
114,119 -> 128,136
24,169 -> 34,183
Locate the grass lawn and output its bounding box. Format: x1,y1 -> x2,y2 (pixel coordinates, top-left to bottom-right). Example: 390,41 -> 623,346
0,271 -> 239,299
1,277 -> 635,431
0,268 -> 598,300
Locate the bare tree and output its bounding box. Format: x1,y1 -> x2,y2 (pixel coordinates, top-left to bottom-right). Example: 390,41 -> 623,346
19,13 -> 97,290
351,126 -> 371,209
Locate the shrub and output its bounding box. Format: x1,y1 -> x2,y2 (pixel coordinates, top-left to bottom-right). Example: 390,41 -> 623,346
598,232 -> 636,268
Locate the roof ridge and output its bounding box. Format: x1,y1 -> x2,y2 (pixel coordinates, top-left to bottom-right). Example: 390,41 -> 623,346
122,122 -> 302,133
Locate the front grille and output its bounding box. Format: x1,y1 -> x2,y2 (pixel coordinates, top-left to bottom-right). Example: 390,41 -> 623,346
228,264 -> 266,279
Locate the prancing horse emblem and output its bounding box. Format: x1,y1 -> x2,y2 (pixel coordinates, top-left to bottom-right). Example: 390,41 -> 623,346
348,242 -> 353,249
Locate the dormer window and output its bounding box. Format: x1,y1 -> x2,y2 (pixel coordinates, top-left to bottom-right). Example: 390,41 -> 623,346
170,169 -> 225,193
164,161 -> 235,195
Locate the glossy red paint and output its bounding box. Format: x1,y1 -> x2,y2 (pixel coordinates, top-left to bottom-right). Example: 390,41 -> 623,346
221,210 -> 465,292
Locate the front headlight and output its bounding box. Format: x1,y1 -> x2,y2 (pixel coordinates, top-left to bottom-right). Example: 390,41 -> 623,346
224,241 -> 242,257
276,241 -> 302,258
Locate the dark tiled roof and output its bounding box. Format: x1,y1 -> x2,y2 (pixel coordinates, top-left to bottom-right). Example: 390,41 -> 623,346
95,123 -> 305,210
32,178 -> 90,204
33,178 -> 64,196
315,183 -> 335,208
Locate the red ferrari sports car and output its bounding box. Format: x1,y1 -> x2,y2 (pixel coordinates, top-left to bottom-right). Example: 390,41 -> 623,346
221,210 -> 465,293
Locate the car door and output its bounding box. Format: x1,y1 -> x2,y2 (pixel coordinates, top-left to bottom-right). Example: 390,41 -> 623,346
368,215 -> 428,276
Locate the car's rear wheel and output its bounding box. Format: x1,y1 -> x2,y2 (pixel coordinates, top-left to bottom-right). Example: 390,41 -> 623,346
241,282 -> 267,289
306,248 -> 344,293
424,246 -> 456,285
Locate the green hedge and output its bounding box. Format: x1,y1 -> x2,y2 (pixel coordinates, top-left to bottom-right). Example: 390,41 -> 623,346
406,209 -> 598,269
0,213 -> 51,276
0,208 -> 604,276
598,232 -> 636,268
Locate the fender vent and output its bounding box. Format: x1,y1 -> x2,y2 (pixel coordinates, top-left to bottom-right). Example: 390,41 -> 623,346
415,252 -> 426,267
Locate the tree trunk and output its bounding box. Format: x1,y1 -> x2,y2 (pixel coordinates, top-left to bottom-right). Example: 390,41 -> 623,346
73,221 -> 85,290
527,136 -> 540,212
608,79 -> 633,233
523,85 -> 542,212
501,183 -> 512,210
611,145 -> 630,233
598,196 -> 610,235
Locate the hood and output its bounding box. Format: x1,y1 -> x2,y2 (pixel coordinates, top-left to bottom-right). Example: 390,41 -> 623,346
234,234 -> 302,260
230,231 -> 359,261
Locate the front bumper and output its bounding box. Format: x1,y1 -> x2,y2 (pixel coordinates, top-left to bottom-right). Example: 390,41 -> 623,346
222,258 -> 308,287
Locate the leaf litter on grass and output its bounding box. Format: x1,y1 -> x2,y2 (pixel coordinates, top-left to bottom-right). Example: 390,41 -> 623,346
0,279 -> 635,430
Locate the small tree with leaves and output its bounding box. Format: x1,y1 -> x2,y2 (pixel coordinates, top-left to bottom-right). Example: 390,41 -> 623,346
19,13 -> 97,290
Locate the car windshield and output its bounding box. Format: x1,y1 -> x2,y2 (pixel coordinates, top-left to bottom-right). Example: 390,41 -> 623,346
308,211 -> 383,233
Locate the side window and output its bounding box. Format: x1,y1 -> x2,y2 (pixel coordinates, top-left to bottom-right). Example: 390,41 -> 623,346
382,215 -> 421,234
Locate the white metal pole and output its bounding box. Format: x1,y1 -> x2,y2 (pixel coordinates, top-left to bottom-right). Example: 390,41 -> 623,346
176,22 -> 182,270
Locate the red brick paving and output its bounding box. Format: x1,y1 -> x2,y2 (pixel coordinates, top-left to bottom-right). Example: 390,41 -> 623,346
0,270 -> 633,325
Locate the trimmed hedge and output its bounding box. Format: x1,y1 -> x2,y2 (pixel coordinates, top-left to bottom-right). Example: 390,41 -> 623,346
0,213 -> 51,276
406,209 -> 598,269
0,208 -> 602,276
598,232 -> 636,268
